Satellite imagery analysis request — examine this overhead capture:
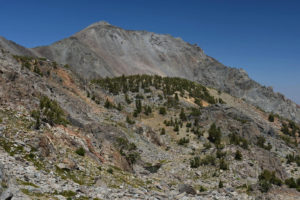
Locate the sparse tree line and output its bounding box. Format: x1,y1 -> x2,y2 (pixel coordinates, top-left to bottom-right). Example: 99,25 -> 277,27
91,74 -> 220,105
13,55 -> 70,77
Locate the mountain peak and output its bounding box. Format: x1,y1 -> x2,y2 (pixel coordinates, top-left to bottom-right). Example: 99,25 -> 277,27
86,21 -> 111,29
32,23 -> 300,123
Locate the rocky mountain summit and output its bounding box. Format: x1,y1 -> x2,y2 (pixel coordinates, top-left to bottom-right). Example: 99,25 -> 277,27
0,22 -> 299,199
31,21 -> 300,124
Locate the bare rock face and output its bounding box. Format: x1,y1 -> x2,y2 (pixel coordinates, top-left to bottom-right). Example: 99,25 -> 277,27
178,184 -> 197,195
0,36 -> 35,57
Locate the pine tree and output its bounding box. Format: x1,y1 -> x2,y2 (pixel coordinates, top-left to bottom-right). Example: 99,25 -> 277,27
175,93 -> 179,101
208,123 -> 221,145
104,98 -> 111,109
159,107 -> 166,115
235,150 -> 242,160
135,99 -> 142,113
125,93 -> 132,104
117,103 -> 122,111
179,108 -> 187,121
218,180 -> 223,188
268,113 -> 275,122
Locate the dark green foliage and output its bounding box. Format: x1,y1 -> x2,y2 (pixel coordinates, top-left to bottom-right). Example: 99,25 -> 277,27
286,154 -> 300,166
158,94 -> 163,100
135,99 -> 142,114
104,98 -> 113,109
198,185 -> 207,192
208,123 -> 222,145
190,108 -> 201,117
240,140 -> 249,150
177,137 -> 189,145
218,180 -> 224,188
13,55 -> 32,70
75,147 -> 85,156
203,142 -> 212,149
13,55 -> 34,63
281,122 -> 290,135
268,113 -> 275,122
191,127 -> 204,139
216,149 -> 226,159
179,108 -> 187,121
38,96 -> 68,126
125,93 -> 132,104
117,103 -> 122,111
235,150 -> 242,160
133,110 -> 138,117
297,178 -> 300,186
186,122 -> 192,128
144,163 -> 161,173
257,136 -> 266,148
52,62 -> 58,69
116,137 -> 139,165
218,98 -> 225,104
265,143 -> 272,150
59,190 -> 77,198
91,74 -> 216,105
259,180 -> 272,193
144,88 -> 151,93
33,65 -> 43,76
281,121 -> 300,137
190,156 -> 200,168
200,155 -> 216,166
159,107 -> 167,115
144,105 -> 152,115
229,133 -> 249,149
280,135 -> 297,147
107,168 -> 113,174
160,128 -> 166,135
174,93 -> 179,101
126,116 -> 135,125
194,98 -> 203,107
126,152 -> 140,165
116,137 -> 136,151
219,158 -> 228,170
257,136 -> 272,150
173,124 -> 179,132
258,170 -> 282,192
285,178 -> 297,188
135,94 -> 144,99
64,64 -> 70,68
30,110 -> 41,129
13,55 -> 50,75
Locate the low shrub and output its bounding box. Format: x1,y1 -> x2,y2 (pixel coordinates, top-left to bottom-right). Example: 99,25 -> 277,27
177,137 -> 189,146
75,147 -> 85,156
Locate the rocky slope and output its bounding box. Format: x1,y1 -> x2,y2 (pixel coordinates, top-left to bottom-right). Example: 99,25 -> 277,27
0,47 -> 300,199
28,21 -> 300,123
0,37 -> 35,57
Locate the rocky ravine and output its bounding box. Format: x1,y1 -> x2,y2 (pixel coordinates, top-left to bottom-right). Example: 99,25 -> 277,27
0,47 -> 299,200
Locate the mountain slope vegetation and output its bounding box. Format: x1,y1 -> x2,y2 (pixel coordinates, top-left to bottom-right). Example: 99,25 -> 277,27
0,49 -> 299,199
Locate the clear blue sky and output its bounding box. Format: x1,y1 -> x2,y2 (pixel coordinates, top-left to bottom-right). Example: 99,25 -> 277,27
1,0 -> 299,104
